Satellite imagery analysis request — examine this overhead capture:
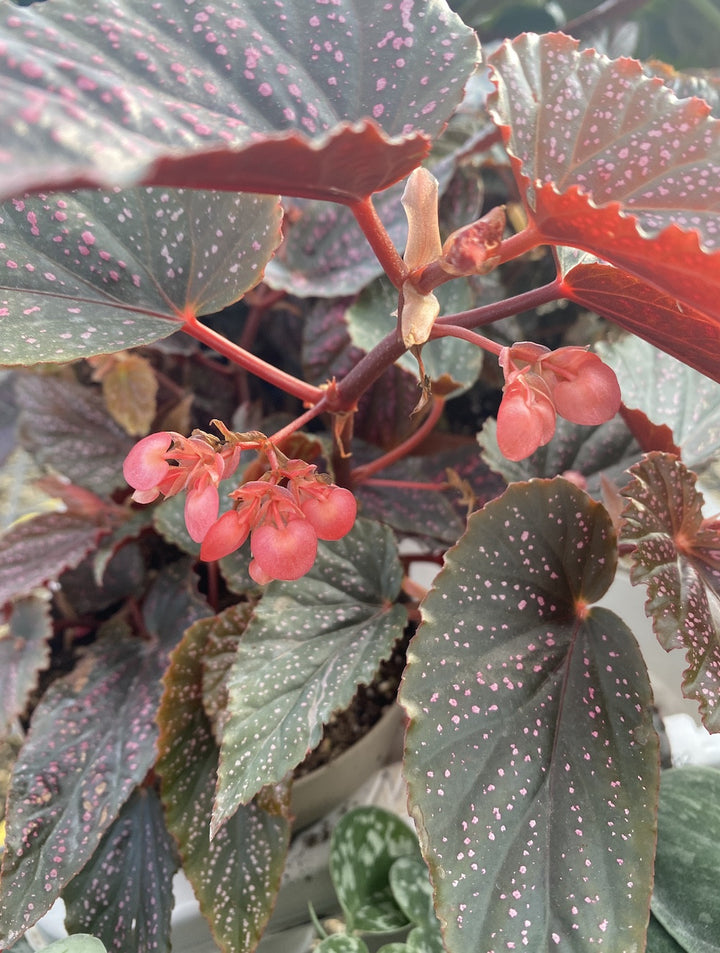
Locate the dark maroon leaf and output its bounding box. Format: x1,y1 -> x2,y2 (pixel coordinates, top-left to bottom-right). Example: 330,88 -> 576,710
0,0 -> 479,203
157,617 -> 291,953
0,511 -> 110,607
0,593 -> 51,735
58,541 -> 146,616
201,601 -> 257,744
487,33 -> 720,324
401,478 -> 659,952
0,188 -> 282,365
62,787 -> 179,953
0,564 -> 208,946
16,374 -> 134,495
621,453 -> 720,730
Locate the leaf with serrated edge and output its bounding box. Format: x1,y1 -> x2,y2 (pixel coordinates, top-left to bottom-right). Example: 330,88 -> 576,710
156,617 -> 290,953
652,767 -> 720,953
0,564 -> 208,946
213,518 -> 406,833
621,453 -> 720,730
62,788 -> 178,953
0,189 -> 282,365
0,0 -> 478,203
401,477 -> 659,953
487,33 -> 720,322
201,602 -> 257,743
0,592 -> 52,736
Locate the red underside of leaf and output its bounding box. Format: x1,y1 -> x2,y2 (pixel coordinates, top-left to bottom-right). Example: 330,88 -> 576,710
559,259 -> 720,384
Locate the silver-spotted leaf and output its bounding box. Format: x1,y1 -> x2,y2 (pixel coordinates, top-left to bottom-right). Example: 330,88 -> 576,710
401,477 -> 659,953
62,787 -> 178,953
156,618 -> 290,953
200,602 -> 257,744
0,0 -> 478,203
213,518 -> 406,832
621,453 -> 720,730
0,189 -> 282,364
652,767 -> 720,953
0,592 -> 52,736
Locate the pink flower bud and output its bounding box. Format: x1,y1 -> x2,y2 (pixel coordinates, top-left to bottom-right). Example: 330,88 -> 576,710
496,374 -> 556,461
541,348 -> 621,426
123,431 -> 174,492
184,481 -> 220,543
200,508 -> 252,561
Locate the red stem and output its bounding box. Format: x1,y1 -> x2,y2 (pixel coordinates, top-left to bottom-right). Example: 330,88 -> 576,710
352,396 -> 445,483
181,313 -> 323,406
429,325 -> 503,357
349,195 -> 408,289
268,399 -> 330,447
493,225 -> 544,266
361,478 -> 452,491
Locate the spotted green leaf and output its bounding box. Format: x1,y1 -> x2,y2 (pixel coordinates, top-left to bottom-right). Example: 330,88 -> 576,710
34,939 -> 107,953
316,938 -> 370,953
62,788 -> 178,953
487,33 -> 720,324
156,616 -> 290,953
652,767 -> 720,953
0,592 -> 51,736
0,564 -> 208,946
401,477 -> 659,953
0,189 -> 282,365
621,453 -> 720,730
0,0 -> 478,203
388,858 -> 437,930
330,807 -> 421,933
212,518 -> 406,833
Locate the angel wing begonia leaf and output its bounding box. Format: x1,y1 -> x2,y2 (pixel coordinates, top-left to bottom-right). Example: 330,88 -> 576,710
0,0 -> 479,204
487,33 -> 720,323
401,477 -> 659,953
0,188 -> 282,364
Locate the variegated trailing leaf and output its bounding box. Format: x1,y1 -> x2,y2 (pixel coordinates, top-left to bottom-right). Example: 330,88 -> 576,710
213,518 -> 406,833
330,807 -> 421,934
487,33 -> 720,325
62,787 -> 179,953
0,0 -> 479,204
389,858 -> 437,930
557,248 -> 720,386
31,939 -> 108,953
0,563 -> 208,946
652,767 -> 720,953
16,374 -> 134,495
0,592 -> 52,735
621,453 -> 720,730
156,616 -> 290,953
0,511 -> 112,607
0,189 -> 282,365
316,938 -> 370,953
401,478 -> 659,953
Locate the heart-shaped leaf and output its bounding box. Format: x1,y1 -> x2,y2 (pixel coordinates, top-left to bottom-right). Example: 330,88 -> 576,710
156,616 -> 290,953
621,453 -> 720,730
62,787 -> 178,953
652,767 -> 720,953
0,0 -> 479,203
0,188 -> 282,364
0,564 -> 207,946
487,33 -> 720,322
401,477 -> 659,953
330,807 -> 421,933
557,247 -> 720,386
213,518 -> 406,833
0,592 -> 51,736
388,857 -> 437,928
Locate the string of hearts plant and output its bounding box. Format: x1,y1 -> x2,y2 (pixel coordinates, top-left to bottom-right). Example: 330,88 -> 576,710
1,1 -> 720,952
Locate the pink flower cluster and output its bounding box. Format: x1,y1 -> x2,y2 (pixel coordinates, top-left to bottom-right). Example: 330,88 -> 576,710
123,430 -> 357,584
496,344 -> 622,461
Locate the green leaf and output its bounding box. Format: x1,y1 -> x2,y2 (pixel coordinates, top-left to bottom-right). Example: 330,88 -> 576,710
621,454 -> 720,730
401,477 -> 659,953
36,938 -> 107,953
0,592 -> 51,736
646,913 -> 690,953
487,33 -> 720,323
652,767 -> 720,953
0,0 -> 478,203
316,937 -> 371,953
0,564 -> 208,946
404,924 -> 445,953
156,617 -> 290,953
0,189 -> 282,364
388,858 -> 436,929
213,518 -> 406,832
62,787 -> 178,953
330,807 -> 421,933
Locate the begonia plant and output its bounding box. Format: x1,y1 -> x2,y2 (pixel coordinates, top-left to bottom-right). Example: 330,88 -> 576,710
1,1 -> 720,952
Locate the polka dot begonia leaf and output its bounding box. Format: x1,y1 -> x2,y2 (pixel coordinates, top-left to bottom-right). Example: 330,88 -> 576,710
0,188 -> 282,365
0,0 -> 479,204
487,33 -> 720,327
400,477 -> 659,953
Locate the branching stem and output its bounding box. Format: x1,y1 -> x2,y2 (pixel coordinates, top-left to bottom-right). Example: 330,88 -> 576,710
352,396 -> 446,483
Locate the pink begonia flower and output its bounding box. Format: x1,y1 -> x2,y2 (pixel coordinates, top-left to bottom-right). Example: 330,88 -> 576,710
496,344 -> 621,461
